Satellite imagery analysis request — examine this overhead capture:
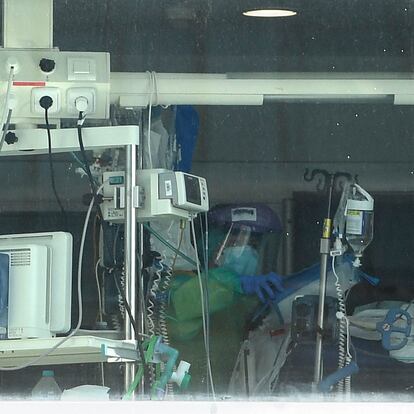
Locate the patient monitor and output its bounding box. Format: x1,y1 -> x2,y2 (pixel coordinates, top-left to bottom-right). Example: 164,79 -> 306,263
0,232 -> 72,339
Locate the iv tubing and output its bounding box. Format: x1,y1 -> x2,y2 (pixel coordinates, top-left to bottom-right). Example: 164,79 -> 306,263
143,223 -> 197,267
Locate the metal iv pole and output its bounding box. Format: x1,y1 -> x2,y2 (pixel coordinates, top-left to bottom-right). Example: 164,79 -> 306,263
124,117 -> 146,398
306,169 -> 354,388
124,141 -> 137,394
313,173 -> 334,386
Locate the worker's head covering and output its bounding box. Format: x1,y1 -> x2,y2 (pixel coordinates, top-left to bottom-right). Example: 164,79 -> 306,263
207,204 -> 283,275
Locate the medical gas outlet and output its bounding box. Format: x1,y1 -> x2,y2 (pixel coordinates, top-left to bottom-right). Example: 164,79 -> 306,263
101,169 -> 209,223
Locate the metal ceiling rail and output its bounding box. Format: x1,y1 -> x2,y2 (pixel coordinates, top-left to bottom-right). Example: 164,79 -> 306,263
110,72 -> 414,107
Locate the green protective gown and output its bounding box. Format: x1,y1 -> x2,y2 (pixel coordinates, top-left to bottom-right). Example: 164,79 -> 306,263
167,267 -> 259,396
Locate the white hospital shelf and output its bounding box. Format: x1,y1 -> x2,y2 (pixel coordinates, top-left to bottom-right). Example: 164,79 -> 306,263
0,335 -> 139,367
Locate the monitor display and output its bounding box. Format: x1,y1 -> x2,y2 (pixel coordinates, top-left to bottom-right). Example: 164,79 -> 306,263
184,174 -> 202,206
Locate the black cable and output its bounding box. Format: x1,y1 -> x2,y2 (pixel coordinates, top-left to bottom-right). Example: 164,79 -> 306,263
112,270 -> 148,384
44,108 -> 68,230
76,112 -> 103,218
0,109 -> 12,152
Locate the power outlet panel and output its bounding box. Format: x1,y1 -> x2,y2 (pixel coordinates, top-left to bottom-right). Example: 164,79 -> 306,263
0,49 -> 110,121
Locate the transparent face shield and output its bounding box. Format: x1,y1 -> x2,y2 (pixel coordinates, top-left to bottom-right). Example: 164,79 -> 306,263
212,224 -> 260,275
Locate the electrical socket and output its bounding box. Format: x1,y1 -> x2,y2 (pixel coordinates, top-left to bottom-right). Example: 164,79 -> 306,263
31,87 -> 60,114
5,57 -> 19,74
67,88 -> 96,115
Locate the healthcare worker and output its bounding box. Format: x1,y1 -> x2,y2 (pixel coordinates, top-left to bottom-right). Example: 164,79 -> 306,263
167,204 -> 284,395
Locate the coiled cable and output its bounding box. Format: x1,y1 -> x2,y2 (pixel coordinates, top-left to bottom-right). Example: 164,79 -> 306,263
110,313 -> 122,331
115,268 -> 126,320
159,264 -> 172,346
146,256 -> 168,389
332,255 -> 352,395
147,256 -> 176,397
147,261 -> 163,337
159,262 -> 174,398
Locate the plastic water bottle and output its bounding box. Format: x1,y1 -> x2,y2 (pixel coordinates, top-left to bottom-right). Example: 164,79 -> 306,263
31,370 -> 62,400
345,184 -> 374,267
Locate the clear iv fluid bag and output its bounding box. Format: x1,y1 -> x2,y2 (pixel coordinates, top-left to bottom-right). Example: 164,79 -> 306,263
346,211 -> 374,257
333,181 -> 352,239
345,184 -> 374,258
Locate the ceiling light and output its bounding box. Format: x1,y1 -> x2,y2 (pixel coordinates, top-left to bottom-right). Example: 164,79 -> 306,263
243,9 -> 297,17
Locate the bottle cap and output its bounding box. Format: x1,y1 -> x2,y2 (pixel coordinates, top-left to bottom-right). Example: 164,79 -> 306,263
42,370 -> 54,377
347,198 -> 374,211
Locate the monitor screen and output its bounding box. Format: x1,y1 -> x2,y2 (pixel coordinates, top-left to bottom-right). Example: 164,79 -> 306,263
184,174 -> 201,205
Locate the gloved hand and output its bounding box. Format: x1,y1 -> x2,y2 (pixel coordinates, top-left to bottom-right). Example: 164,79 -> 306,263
240,272 -> 284,303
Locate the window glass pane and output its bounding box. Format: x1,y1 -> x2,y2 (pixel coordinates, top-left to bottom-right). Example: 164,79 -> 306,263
0,0 -> 413,405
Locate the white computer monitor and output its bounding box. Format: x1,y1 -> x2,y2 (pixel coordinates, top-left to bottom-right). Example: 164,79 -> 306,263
0,232 -> 73,339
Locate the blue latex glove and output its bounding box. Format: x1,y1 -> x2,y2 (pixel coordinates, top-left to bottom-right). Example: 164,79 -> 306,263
240,272 -> 284,303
